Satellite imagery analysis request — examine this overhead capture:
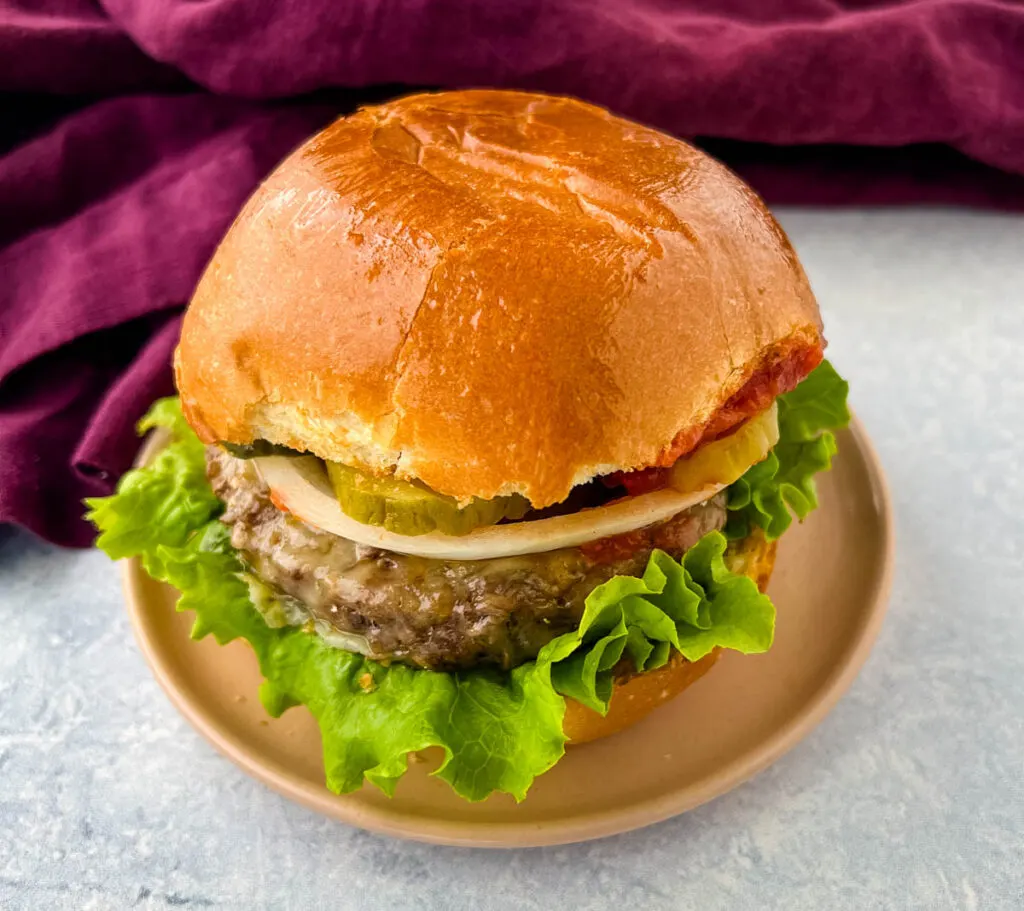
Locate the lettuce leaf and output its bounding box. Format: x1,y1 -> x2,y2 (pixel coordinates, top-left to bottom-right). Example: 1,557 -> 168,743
85,403 -> 221,562
726,359 -> 850,540
546,539 -> 773,713
86,399 -> 780,801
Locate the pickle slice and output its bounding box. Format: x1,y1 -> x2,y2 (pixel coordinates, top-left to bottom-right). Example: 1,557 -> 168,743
669,402 -> 779,492
325,461 -> 530,536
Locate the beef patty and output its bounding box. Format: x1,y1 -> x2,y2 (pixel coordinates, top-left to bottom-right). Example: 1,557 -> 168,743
207,448 -> 728,670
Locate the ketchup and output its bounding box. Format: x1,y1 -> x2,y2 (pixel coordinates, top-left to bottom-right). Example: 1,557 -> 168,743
605,342 -> 823,496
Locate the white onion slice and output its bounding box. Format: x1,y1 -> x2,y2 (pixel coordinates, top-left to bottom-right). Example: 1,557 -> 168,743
254,456 -> 726,561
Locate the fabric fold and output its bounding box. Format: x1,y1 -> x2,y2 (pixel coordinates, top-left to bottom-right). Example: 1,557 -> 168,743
1,0 -> 1022,545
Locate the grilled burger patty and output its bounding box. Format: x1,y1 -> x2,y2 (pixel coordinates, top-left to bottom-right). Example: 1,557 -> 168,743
208,447 -> 728,670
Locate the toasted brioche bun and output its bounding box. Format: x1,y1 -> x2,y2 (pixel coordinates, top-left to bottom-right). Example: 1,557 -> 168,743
563,529 -> 776,744
176,90 -> 822,508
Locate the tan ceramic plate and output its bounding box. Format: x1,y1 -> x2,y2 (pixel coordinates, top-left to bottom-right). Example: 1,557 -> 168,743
123,418 -> 892,847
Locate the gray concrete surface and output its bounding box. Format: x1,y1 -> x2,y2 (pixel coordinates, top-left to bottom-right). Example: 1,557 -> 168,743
1,209 -> 1022,909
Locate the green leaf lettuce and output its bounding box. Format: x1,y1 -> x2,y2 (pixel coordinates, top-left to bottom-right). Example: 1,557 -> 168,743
726,359 -> 850,540
85,362 -> 845,800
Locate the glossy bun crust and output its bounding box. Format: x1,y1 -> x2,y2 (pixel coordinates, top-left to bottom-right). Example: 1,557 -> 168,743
563,529 -> 776,744
176,90 -> 823,507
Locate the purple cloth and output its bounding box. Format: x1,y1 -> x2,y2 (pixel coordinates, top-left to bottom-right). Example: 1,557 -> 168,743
2,0 -> 1024,546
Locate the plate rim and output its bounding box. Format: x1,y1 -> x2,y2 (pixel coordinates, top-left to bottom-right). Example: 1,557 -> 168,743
122,415 -> 894,848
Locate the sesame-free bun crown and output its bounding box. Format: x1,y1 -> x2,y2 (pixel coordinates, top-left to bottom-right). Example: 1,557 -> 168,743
176,90 -> 823,507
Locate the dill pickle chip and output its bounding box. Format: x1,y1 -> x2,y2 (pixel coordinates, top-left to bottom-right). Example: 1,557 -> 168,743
669,402 -> 780,492
325,462 -> 530,536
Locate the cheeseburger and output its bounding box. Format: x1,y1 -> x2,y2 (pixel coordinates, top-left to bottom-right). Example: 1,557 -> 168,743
89,91 -> 850,801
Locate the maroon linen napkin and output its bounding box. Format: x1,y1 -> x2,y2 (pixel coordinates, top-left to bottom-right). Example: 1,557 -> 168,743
0,94 -> 330,544
1,0 -> 1023,546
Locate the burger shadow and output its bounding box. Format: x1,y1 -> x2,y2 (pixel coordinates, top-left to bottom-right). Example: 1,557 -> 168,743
540,641 -> 895,859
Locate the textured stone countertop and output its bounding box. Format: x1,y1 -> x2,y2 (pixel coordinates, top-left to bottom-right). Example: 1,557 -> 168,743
2,209 -> 1023,910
